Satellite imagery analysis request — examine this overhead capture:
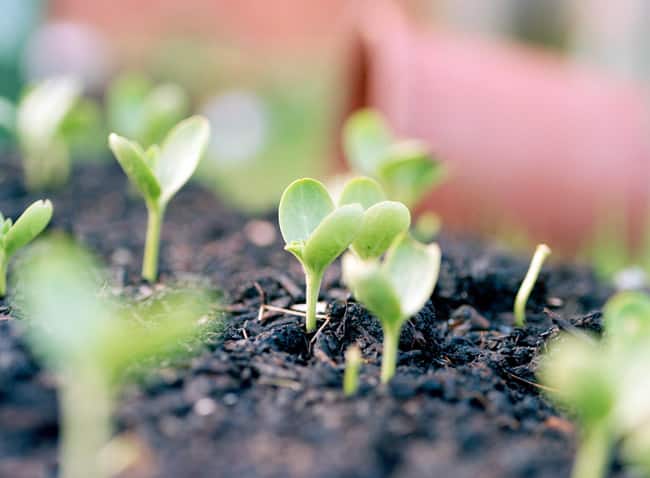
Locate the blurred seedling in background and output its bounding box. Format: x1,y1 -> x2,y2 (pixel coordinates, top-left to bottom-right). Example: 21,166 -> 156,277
343,108 -> 447,209
107,72 -> 190,149
343,235 -> 441,383
17,238 -> 210,478
109,116 -> 210,282
513,243 -> 551,327
540,291 -> 650,478
0,199 -> 52,296
343,344 -> 362,397
279,178 -> 364,332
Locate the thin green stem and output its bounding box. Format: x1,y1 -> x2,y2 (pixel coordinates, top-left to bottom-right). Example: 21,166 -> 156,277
381,323 -> 400,383
59,371 -> 112,478
304,269 -> 323,333
514,243 -> 551,326
343,345 -> 361,397
571,424 -> 611,478
142,202 -> 164,282
0,251 -> 7,297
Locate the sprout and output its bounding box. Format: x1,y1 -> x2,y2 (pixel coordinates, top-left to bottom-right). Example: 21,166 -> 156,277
278,178 -> 364,332
109,116 -> 210,282
0,199 -> 53,296
343,344 -> 362,397
338,176 -> 411,260
513,243 -> 551,327
107,73 -> 190,148
16,76 -> 82,190
342,235 -> 441,383
17,239 -> 208,478
343,108 -> 446,207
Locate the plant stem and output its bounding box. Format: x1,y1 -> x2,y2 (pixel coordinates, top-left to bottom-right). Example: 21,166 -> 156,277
343,345 -> 362,396
514,243 -> 551,327
0,251 -> 7,297
380,324 -> 400,383
59,371 -> 112,478
304,270 -> 323,333
571,424 -> 611,478
143,202 -> 164,282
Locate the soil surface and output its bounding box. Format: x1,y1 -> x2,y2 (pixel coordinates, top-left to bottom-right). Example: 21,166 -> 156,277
0,158 -> 616,478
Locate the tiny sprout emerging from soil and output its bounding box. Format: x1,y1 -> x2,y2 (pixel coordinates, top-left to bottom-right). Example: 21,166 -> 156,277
343,235 -> 441,383
513,243 -> 551,327
109,116 -> 210,282
338,176 -> 411,260
279,178 -> 364,332
16,77 -> 82,190
343,108 -> 446,207
0,200 -> 53,296
344,344 -> 362,397
17,238 -> 208,478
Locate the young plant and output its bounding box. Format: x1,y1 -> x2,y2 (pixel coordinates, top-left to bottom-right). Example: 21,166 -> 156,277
278,178 -> 364,332
17,239 -> 208,478
513,243 -> 551,326
342,234 -> 441,383
338,176 -> 411,259
107,72 -> 190,148
343,108 -> 446,208
343,344 -> 362,397
109,115 -> 210,282
16,77 -> 82,190
0,199 -> 53,296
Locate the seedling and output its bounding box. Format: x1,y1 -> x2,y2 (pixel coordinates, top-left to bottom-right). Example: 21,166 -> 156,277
513,243 -> 551,326
278,178 -> 364,332
17,239 -> 208,478
343,109 -> 446,207
338,176 -> 411,259
343,344 -> 362,397
107,72 -> 190,148
342,235 -> 441,383
109,116 -> 210,282
0,199 -> 53,296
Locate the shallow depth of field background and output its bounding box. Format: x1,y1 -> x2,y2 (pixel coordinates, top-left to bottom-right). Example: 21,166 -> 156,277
3,0 -> 650,269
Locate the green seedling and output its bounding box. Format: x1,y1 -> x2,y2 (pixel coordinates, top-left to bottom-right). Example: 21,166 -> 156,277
279,178 -> 364,332
0,199 -> 52,296
338,176 -> 411,259
343,344 -> 362,397
17,239 -> 208,478
342,234 -> 441,383
513,243 -> 551,327
343,108 -> 446,207
109,116 -> 210,282
107,72 -> 190,148
16,77 -> 82,190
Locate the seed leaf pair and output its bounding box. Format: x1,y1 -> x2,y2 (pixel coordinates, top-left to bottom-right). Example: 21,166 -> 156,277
342,235 -> 441,382
109,116 -> 210,281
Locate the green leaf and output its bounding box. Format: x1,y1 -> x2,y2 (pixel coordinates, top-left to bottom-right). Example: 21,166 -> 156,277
383,235 -> 441,317
338,176 -> 386,209
4,200 -> 53,257
378,141 -> 446,206
154,116 -> 210,203
279,178 -> 334,245
108,133 -> 161,201
603,292 -> 650,343
302,204 -> 364,272
351,201 -> 410,260
343,109 -> 393,175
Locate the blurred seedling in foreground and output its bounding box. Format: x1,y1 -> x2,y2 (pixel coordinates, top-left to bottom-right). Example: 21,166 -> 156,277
343,234 -> 441,383
107,72 -> 190,149
0,199 -> 52,296
343,108 -> 446,208
17,238 -> 210,478
109,115 -> 210,282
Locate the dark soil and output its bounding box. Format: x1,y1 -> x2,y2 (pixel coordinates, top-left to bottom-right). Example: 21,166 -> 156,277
0,158 -> 616,478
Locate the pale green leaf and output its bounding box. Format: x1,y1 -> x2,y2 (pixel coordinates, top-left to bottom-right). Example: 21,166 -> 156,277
4,200 -> 53,257
302,204 -> 364,273
338,176 -> 386,209
279,178 -> 334,245
351,201 -> 410,260
155,116 -> 210,203
343,109 -> 393,175
603,291 -> 650,343
108,133 -> 161,201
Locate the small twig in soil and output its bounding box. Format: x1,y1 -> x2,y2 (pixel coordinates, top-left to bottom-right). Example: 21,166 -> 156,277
257,304 -> 327,322
309,315 -> 332,350
241,320 -> 249,340
543,308 -> 598,344
257,377 -> 302,391
504,369 -> 558,393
